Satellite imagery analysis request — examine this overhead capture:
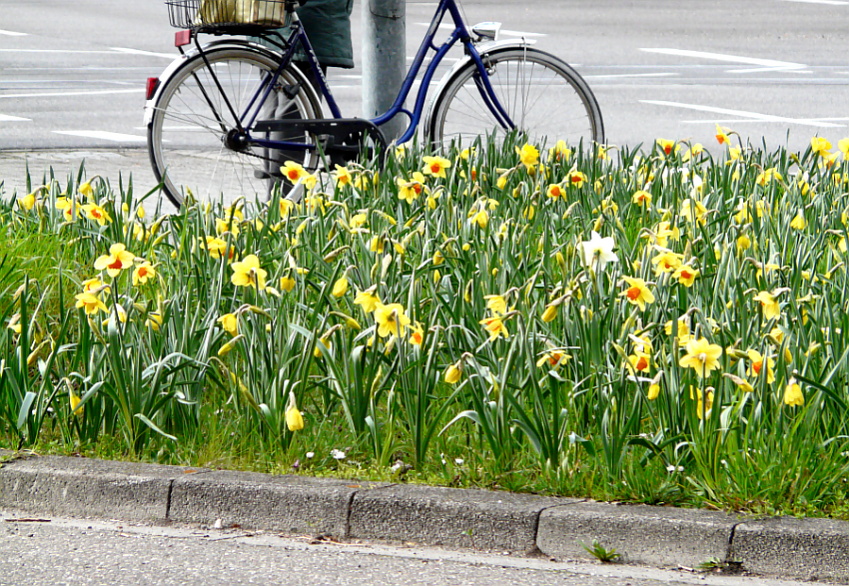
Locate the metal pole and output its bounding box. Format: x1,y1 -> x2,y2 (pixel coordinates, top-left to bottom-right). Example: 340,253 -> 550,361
362,0 -> 406,142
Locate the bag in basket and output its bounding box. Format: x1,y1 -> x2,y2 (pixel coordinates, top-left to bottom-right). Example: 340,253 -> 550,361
197,0 -> 285,26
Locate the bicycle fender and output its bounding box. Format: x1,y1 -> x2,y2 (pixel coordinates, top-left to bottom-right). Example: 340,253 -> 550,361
143,40 -> 293,126
423,40 -> 537,134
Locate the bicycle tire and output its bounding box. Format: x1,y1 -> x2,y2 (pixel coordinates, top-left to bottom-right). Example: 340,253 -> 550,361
426,47 -> 604,150
148,46 -> 323,208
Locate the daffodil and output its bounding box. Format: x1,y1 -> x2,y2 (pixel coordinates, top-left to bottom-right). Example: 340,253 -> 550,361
746,349 -> 776,384
422,155 -> 451,179
811,136 -> 832,157
632,190 -> 651,207
620,277 -> 655,311
536,349 -> 571,368
217,313 -> 238,336
484,294 -> 507,316
230,254 -> 267,290
673,265 -> 699,287
566,170 -> 587,188
409,322 -> 425,346
397,172 -> 426,203
146,311 -> 163,331
665,318 -> 691,344
469,208 -> 488,229
549,140 -> 572,161
74,292 -> 108,315
546,184 -> 565,199
201,236 -> 231,260
479,315 -> 509,341
578,231 -> 618,269
354,287 -> 381,312
94,243 -> 135,278
679,337 -> 723,377
656,138 -> 679,156
132,262 -> 156,287
82,203 -> 111,226
18,191 -> 36,211
790,211 -> 807,230
541,303 -> 558,323
373,303 -> 411,338
753,290 -> 781,320
715,124 -> 731,145
444,361 -> 463,384
690,386 -> 714,419
516,143 -> 540,169
331,276 -> 349,298
285,392 -> 305,431
651,251 -> 683,275
281,161 -> 309,183
784,378 -> 804,406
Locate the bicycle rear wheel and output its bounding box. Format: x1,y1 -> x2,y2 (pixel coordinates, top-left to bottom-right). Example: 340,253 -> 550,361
426,47 -> 603,150
148,46 -> 322,207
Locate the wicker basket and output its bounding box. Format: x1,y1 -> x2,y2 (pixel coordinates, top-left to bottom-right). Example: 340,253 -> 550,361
166,0 -> 287,29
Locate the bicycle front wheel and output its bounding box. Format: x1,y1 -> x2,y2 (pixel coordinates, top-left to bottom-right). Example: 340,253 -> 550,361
426,47 -> 603,150
148,46 -> 323,207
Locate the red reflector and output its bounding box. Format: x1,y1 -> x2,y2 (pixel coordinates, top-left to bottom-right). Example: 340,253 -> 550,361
146,77 -> 160,100
175,30 -> 191,47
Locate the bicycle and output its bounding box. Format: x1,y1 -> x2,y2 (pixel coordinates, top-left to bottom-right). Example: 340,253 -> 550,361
145,0 -> 604,207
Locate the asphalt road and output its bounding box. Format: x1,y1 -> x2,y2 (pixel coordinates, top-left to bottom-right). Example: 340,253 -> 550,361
0,511 -> 811,586
1,0 -> 848,195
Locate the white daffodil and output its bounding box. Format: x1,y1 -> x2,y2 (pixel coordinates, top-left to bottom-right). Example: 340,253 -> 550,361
579,231 -> 619,269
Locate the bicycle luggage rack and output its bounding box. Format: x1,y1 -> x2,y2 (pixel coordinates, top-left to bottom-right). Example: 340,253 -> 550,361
253,118 -> 388,167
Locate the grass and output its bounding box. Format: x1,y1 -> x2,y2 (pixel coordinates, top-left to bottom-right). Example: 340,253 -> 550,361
3,133 -> 849,520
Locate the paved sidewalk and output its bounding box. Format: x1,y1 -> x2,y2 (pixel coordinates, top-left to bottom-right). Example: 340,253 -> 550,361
0,148 -> 162,200
1,450 -> 848,583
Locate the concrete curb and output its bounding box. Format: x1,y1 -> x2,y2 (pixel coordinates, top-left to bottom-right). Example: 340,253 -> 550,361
2,450 -> 849,581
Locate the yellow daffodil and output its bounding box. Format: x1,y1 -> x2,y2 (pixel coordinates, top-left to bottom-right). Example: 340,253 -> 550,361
621,277 -> 655,311
74,292 -> 108,315
647,383 -> 660,400
409,322 -> 425,346
280,275 -> 296,292
444,361 -> 463,384
790,211 -> 807,230
373,302 -> 411,338
285,392 -> 305,431
217,313 -> 238,336
469,208 -> 488,229
94,243 -> 135,278
281,161 -> 309,183
484,294 -> 507,316
755,168 -> 782,186
679,337 -> 723,377
651,251 -> 683,275
784,378 -> 804,406
146,311 -> 163,331
715,124 -> 731,145
536,349 -> 571,369
479,315 -> 509,341
354,287 -> 381,313
626,353 -> 651,374
541,303 -> 558,323
202,236 -> 232,260
673,264 -> 699,287
656,138 -> 678,156
691,386 -> 714,419
665,318 -> 691,344
397,172 -> 426,203
82,203 -> 111,226
331,276 -> 349,298
546,184 -> 565,199
566,170 -> 587,188
632,190 -> 651,206
811,136 -> 832,157
746,349 -> 776,384
422,155 -> 451,178
230,254 -> 267,290
736,234 -> 751,253
753,290 -> 781,320
132,262 -> 156,287
516,143 -> 540,169
18,191 -> 36,211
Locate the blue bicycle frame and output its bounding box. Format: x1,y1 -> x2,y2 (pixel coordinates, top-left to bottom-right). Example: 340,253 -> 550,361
244,0 -> 514,152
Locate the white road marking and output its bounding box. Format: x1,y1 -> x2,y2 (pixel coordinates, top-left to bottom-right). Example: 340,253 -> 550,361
0,89 -> 142,99
640,48 -> 806,72
0,29 -> 27,36
0,49 -> 117,54
684,117 -> 849,124
641,100 -> 845,128
53,131 -> 147,142
0,114 -> 30,122
585,72 -> 678,79
111,47 -> 177,59
781,0 -> 848,5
